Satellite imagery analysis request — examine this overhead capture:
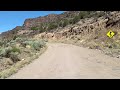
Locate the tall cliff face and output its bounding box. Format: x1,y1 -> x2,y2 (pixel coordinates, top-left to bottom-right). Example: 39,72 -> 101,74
23,14 -> 59,29
22,11 -> 81,29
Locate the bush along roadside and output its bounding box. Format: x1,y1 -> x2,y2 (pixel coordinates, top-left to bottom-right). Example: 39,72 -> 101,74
0,37 -> 47,78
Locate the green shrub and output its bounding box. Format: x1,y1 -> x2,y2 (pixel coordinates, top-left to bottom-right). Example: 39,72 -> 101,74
31,26 -> 45,33
0,47 -> 12,58
11,46 -> 20,53
58,21 -> 63,27
6,40 -> 16,47
0,47 -> 20,58
0,48 -> 5,57
47,23 -> 58,30
9,52 -> 20,63
71,16 -> 81,24
62,19 -> 69,27
21,40 -> 45,51
15,37 -> 23,42
0,41 -> 4,47
32,41 -> 41,50
30,41 -> 45,51
31,27 -> 39,30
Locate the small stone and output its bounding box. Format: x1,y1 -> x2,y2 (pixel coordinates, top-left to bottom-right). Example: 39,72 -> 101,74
116,56 -> 119,58
22,59 -> 25,61
26,45 -> 31,49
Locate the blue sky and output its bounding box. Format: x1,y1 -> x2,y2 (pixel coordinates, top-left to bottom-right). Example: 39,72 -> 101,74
0,11 -> 64,33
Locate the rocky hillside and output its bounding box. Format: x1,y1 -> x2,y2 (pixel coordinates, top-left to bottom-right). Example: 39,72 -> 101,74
1,11 -> 120,78
1,11 -> 120,58
0,11 -> 105,40
0,11 -> 76,40
23,11 -> 80,29
33,11 -> 120,58
34,11 -> 120,41
1,11 -> 120,40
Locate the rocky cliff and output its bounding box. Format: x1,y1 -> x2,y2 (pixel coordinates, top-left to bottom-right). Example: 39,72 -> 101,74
1,11 -> 120,42
34,11 -> 120,40
0,11 -> 83,40
23,11 -> 81,29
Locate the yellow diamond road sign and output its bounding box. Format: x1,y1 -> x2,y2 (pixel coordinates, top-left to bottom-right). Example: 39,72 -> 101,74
107,30 -> 115,38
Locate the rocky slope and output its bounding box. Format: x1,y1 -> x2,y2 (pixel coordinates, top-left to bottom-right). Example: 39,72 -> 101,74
33,11 -> 120,58
35,11 -> 120,39
1,11 -> 120,58
23,11 -> 81,29
1,11 -> 120,40
0,11 -> 97,40
0,11 -> 77,39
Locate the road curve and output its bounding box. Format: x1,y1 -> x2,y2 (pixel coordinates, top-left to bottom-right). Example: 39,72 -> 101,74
8,43 -> 120,79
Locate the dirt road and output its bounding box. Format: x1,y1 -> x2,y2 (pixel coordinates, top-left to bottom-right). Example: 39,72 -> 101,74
8,43 -> 120,79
